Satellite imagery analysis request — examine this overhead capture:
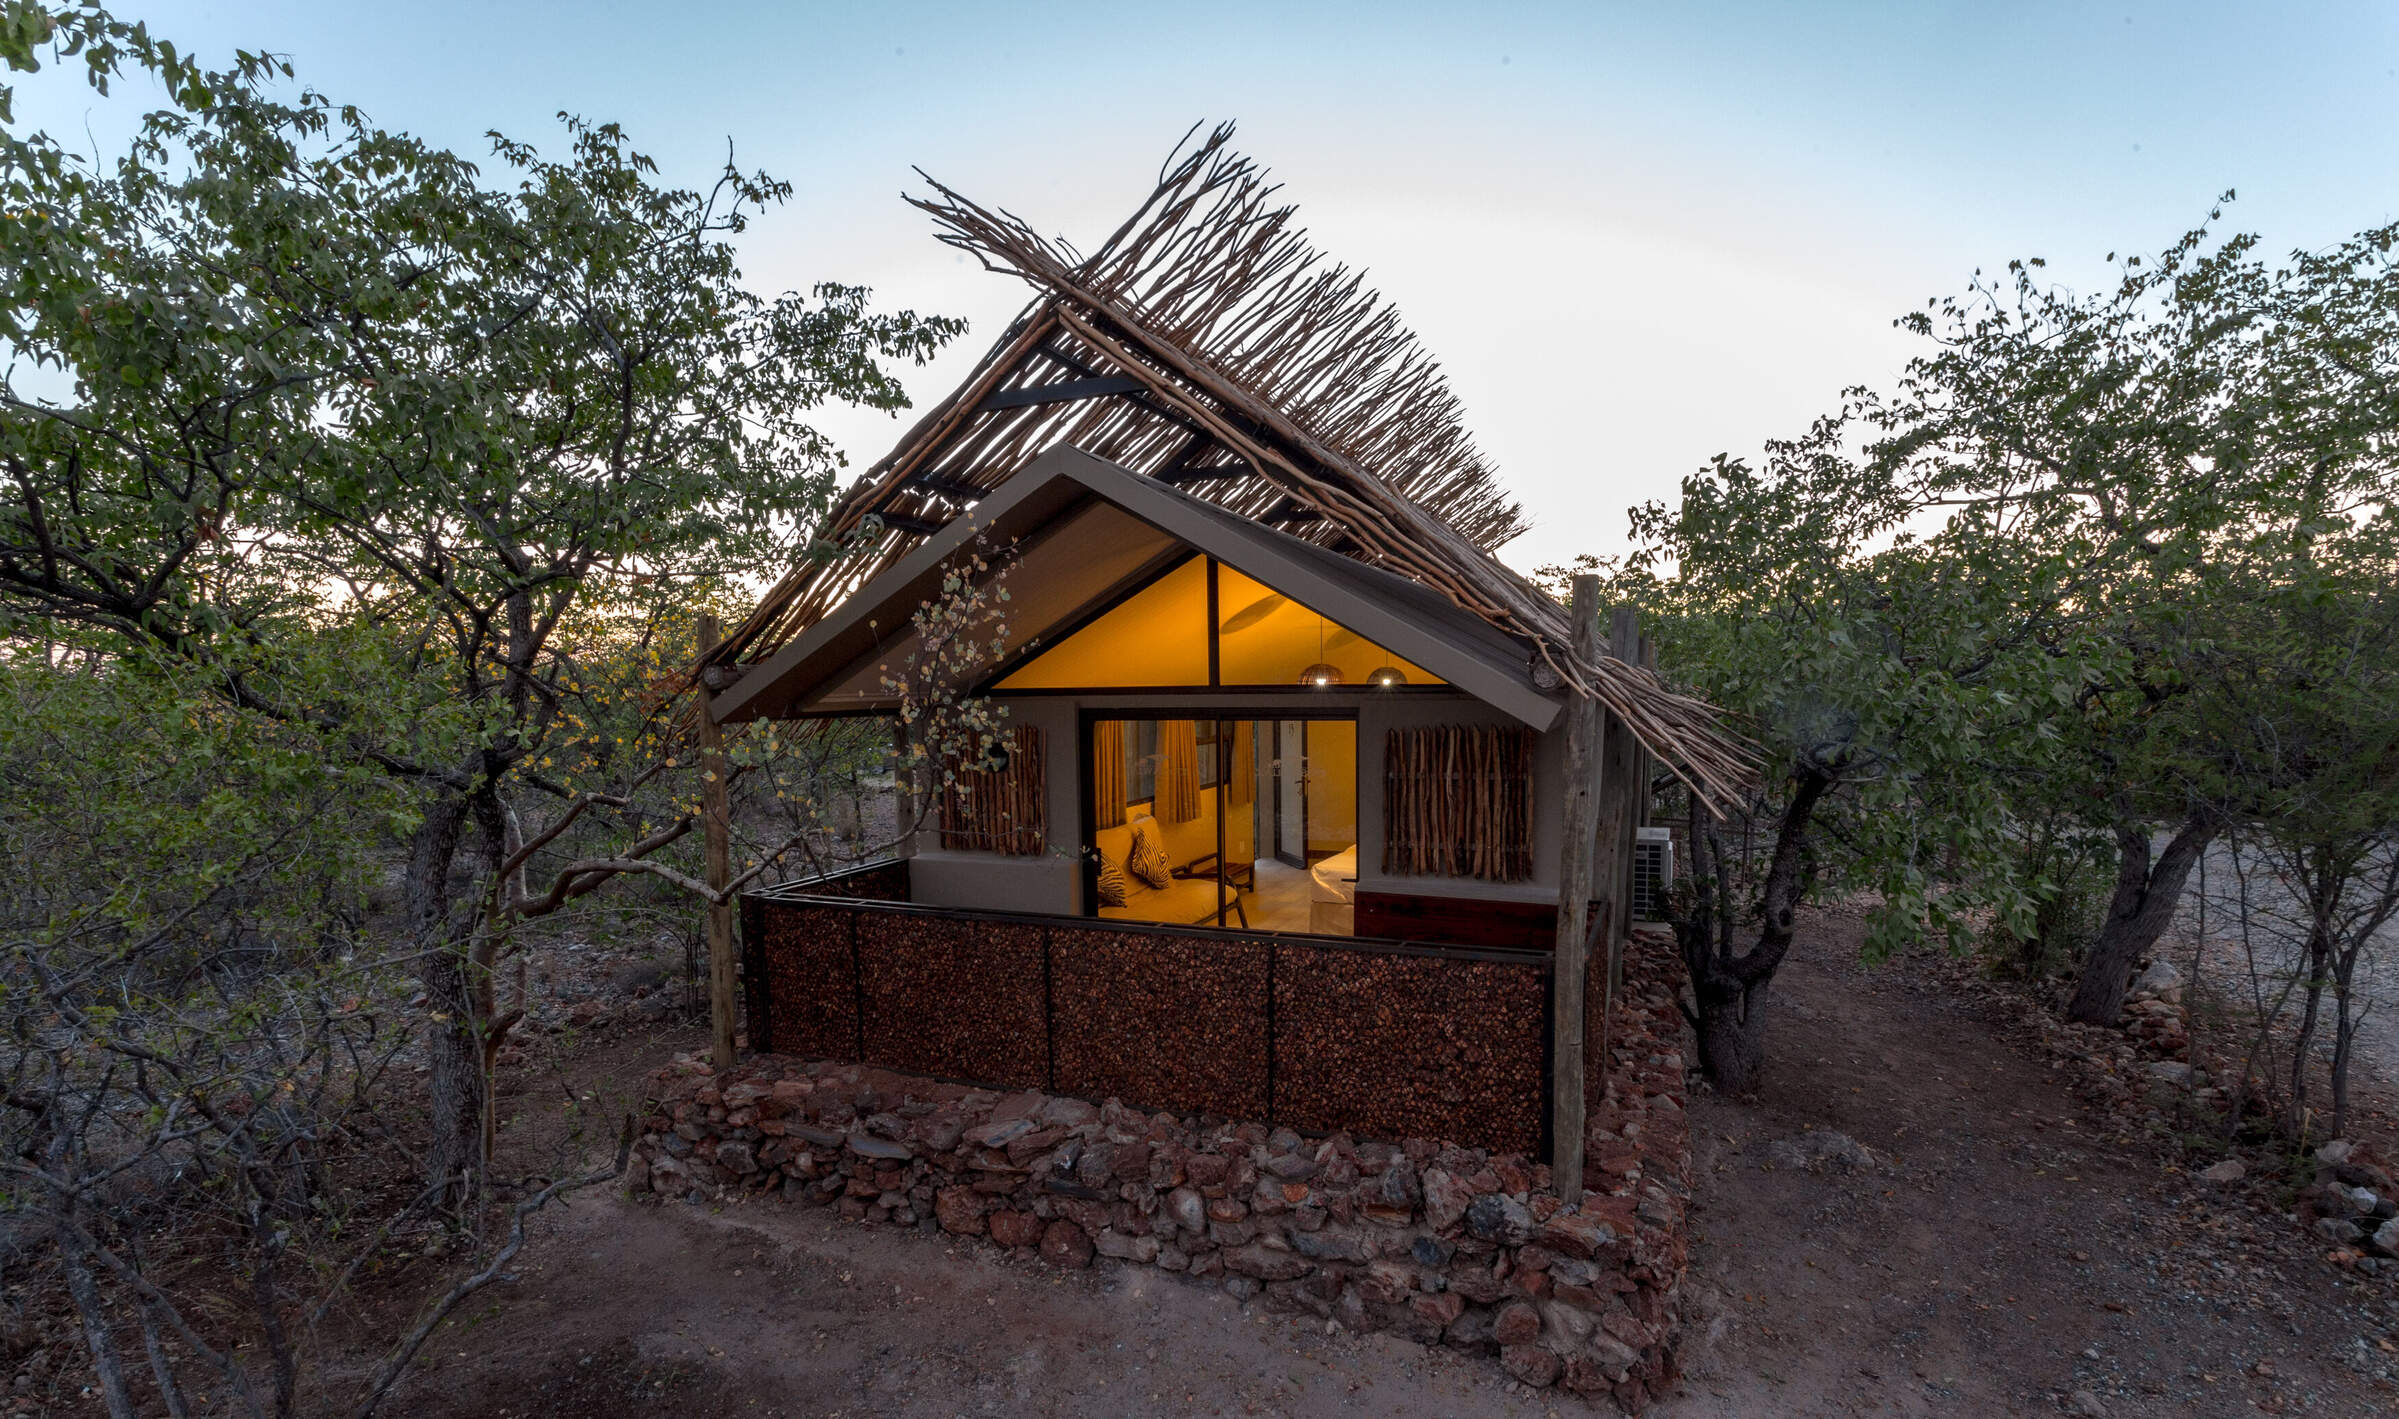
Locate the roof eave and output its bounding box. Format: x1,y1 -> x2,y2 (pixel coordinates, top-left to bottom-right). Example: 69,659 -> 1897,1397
716,447 -> 1564,732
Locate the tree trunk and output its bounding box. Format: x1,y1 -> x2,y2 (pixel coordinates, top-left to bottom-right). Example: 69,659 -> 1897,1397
2286,886 -> 2338,1133
406,795 -> 482,1203
2065,813 -> 2216,1026
1693,979 -> 1771,1096
1674,765 -> 1829,1094
55,1214 -> 136,1419
2331,963 -> 2358,1141
2290,965 -> 2325,1128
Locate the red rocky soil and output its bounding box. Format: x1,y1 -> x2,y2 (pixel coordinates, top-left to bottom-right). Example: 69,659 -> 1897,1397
357,905 -> 2399,1417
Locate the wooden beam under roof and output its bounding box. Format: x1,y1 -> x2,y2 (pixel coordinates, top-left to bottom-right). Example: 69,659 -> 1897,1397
905,470 -> 989,502
868,511 -> 948,538
1024,341 -> 1237,445
1152,462 -> 1260,486
976,375 -> 1146,412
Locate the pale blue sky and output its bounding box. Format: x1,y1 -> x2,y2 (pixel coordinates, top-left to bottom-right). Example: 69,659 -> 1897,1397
19,2 -> 2396,569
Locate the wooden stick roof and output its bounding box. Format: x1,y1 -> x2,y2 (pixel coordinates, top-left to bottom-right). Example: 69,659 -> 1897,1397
709,124 -> 1754,805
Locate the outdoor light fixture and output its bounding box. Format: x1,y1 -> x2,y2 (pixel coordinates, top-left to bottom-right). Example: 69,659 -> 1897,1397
1369,665 -> 1408,687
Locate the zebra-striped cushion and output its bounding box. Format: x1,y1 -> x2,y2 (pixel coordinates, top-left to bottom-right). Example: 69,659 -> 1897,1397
1097,854 -> 1131,907
1127,815 -> 1173,889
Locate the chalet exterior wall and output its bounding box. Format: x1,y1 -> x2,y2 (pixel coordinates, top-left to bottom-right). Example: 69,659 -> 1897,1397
899,690 -> 1609,935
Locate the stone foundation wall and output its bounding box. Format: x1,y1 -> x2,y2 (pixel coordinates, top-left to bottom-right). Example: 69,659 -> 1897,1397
638,932 -> 1693,1412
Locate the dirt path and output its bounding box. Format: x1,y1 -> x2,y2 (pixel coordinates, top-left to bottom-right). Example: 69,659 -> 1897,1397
1673,910 -> 2399,1417
383,911 -> 2399,1417
381,1178 -> 1565,1418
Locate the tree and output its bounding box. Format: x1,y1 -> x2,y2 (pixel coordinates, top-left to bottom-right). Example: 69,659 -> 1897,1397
1616,209 -> 2399,1088
1859,209 -> 2399,1025
0,637 -> 644,1419
2194,543 -> 2399,1138
0,2 -> 964,1200
1599,425 -> 2060,1092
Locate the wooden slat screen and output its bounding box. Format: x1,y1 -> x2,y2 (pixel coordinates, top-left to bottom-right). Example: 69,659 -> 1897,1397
1381,724 -> 1535,882
939,727 -> 1047,855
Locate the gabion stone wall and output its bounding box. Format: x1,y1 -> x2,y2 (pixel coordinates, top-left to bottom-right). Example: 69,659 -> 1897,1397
1048,926 -> 1272,1122
742,895 -> 1550,1155
633,932 -> 1695,1411
1274,943 -> 1546,1154
857,913 -> 1047,1089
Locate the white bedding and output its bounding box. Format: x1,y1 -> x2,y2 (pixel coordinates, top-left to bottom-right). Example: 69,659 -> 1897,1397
1309,844 -> 1359,905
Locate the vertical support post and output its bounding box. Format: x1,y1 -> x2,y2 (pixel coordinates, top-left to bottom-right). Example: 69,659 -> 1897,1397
696,612 -> 739,1071
1550,576 -> 1606,1206
1627,636 -> 1659,926
740,894 -> 771,1055
1599,606 -> 1642,1000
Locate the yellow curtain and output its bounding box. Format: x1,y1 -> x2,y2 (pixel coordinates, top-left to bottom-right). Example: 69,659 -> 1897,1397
1093,720 -> 1127,829
1227,720 -> 1255,807
1157,719 -> 1200,823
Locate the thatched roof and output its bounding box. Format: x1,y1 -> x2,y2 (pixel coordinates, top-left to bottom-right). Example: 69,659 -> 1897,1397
710,124 -> 1753,805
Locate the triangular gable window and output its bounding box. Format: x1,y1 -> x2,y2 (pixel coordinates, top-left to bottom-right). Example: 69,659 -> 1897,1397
994,556 -> 1441,691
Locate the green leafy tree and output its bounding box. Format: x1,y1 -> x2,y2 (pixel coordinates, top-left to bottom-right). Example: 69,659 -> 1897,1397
2187,532 -> 2399,1138
0,636 -> 599,1419
1599,422 -> 2068,1091
0,2 -> 964,1197
1861,209 -> 2399,1024
1612,209 -> 2398,1089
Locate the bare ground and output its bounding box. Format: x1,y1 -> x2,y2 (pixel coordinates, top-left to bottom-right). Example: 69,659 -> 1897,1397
366,908 -> 2399,1418
1672,908 -> 2399,1418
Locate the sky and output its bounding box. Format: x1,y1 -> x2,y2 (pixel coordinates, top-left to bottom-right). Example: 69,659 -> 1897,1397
17,1 -> 2399,573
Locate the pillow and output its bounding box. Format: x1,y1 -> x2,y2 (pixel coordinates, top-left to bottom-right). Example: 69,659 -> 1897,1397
1127,815 -> 1172,889
1097,853 -> 1131,907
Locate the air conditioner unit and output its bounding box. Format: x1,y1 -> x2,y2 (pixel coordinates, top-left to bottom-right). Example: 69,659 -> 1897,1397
1632,826 -> 1674,922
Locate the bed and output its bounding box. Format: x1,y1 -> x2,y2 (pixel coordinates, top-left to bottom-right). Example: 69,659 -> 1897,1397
1309,844 -> 1357,935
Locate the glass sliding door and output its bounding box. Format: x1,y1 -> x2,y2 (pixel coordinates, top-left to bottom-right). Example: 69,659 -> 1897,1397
1088,715 -> 1354,935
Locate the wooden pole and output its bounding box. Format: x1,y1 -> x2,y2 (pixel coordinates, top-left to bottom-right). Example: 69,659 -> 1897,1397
1628,636 -> 1659,926
697,612 -> 739,1072
1599,607 -> 1642,1000
1550,576 -> 1606,1206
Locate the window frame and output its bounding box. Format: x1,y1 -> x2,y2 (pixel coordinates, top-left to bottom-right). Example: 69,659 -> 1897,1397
985,555 -> 1447,696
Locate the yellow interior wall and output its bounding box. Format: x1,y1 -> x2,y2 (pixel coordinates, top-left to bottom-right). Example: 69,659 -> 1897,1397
1216,566 -> 1439,687
1304,720 -> 1357,855
997,557 -> 1208,689
997,558 -> 1441,691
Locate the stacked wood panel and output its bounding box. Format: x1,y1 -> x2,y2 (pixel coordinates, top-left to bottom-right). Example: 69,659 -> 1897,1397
751,902 -> 862,1060
857,914 -> 1048,1089
1381,724 -> 1536,882
746,894 -> 1551,1155
937,726 -> 1047,855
